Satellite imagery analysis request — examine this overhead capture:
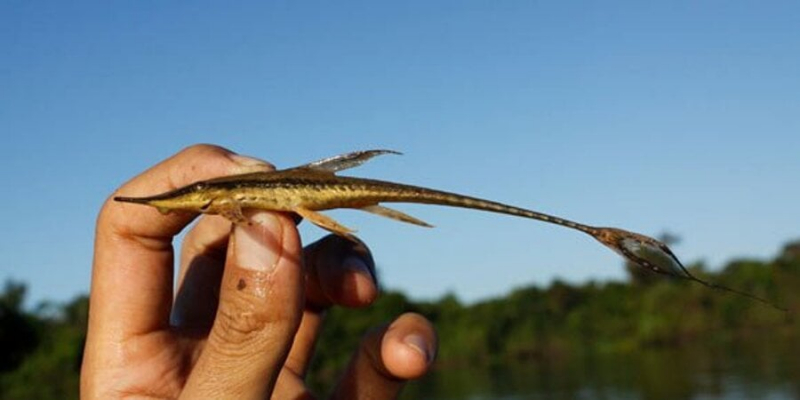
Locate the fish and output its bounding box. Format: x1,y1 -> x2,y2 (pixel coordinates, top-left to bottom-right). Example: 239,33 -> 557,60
115,150 -> 786,311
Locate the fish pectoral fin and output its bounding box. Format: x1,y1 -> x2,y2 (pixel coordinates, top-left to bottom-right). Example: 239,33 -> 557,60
206,197 -> 248,225
360,205 -> 433,228
294,149 -> 402,173
294,207 -> 357,239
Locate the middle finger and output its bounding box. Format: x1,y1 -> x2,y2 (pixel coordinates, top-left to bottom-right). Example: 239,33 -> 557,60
283,234 -> 379,378
174,222 -> 379,342
172,214 -> 232,330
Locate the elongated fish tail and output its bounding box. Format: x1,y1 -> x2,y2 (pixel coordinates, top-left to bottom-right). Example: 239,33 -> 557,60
509,206 -> 600,236
544,216 -> 599,236
657,245 -> 788,312
686,274 -> 788,313
407,188 -> 601,237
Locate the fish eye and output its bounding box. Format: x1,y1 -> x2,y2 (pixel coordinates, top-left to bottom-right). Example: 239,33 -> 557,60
193,182 -> 207,190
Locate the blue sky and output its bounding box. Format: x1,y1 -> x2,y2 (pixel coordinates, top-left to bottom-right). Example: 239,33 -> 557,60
2,1 -> 799,306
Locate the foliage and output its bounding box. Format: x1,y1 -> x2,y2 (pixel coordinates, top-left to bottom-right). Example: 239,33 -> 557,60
2,240 -> 799,399
0,292 -> 86,400
0,282 -> 40,373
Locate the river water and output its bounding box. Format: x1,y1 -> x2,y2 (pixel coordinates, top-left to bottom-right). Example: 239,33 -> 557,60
401,335 -> 800,400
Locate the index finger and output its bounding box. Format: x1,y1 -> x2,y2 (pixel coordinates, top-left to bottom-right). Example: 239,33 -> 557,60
88,144 -> 272,340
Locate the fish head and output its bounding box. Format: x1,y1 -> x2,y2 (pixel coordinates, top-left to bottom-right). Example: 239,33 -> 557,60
114,181 -> 225,215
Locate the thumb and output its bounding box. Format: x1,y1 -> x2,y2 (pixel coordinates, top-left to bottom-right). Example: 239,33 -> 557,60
181,211 -> 304,400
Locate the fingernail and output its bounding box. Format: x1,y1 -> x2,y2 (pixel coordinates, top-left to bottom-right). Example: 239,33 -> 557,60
229,154 -> 275,173
234,211 -> 282,271
404,333 -> 434,363
342,255 -> 374,282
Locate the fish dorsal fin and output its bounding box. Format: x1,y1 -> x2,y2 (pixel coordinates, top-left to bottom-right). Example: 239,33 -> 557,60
294,149 -> 401,173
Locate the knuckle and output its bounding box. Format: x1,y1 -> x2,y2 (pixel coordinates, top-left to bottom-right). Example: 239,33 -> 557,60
210,292 -> 299,352
213,301 -> 272,347
171,144 -> 237,188
180,143 -> 231,158
97,193 -> 118,225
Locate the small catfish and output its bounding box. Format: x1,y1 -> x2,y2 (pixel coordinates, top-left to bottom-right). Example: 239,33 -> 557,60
115,150 -> 786,311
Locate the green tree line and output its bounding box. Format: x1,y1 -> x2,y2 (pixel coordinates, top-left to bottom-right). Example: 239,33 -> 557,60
2,241 -> 798,399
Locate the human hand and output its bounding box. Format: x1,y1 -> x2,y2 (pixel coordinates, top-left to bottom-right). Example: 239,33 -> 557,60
81,144 -> 437,399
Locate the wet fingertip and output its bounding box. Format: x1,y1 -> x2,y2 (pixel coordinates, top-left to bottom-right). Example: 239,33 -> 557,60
403,333 -> 435,364
343,255 -> 375,282
233,211 -> 300,273
340,255 -> 378,304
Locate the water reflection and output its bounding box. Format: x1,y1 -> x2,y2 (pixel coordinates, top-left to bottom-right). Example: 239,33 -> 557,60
402,335 -> 800,400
